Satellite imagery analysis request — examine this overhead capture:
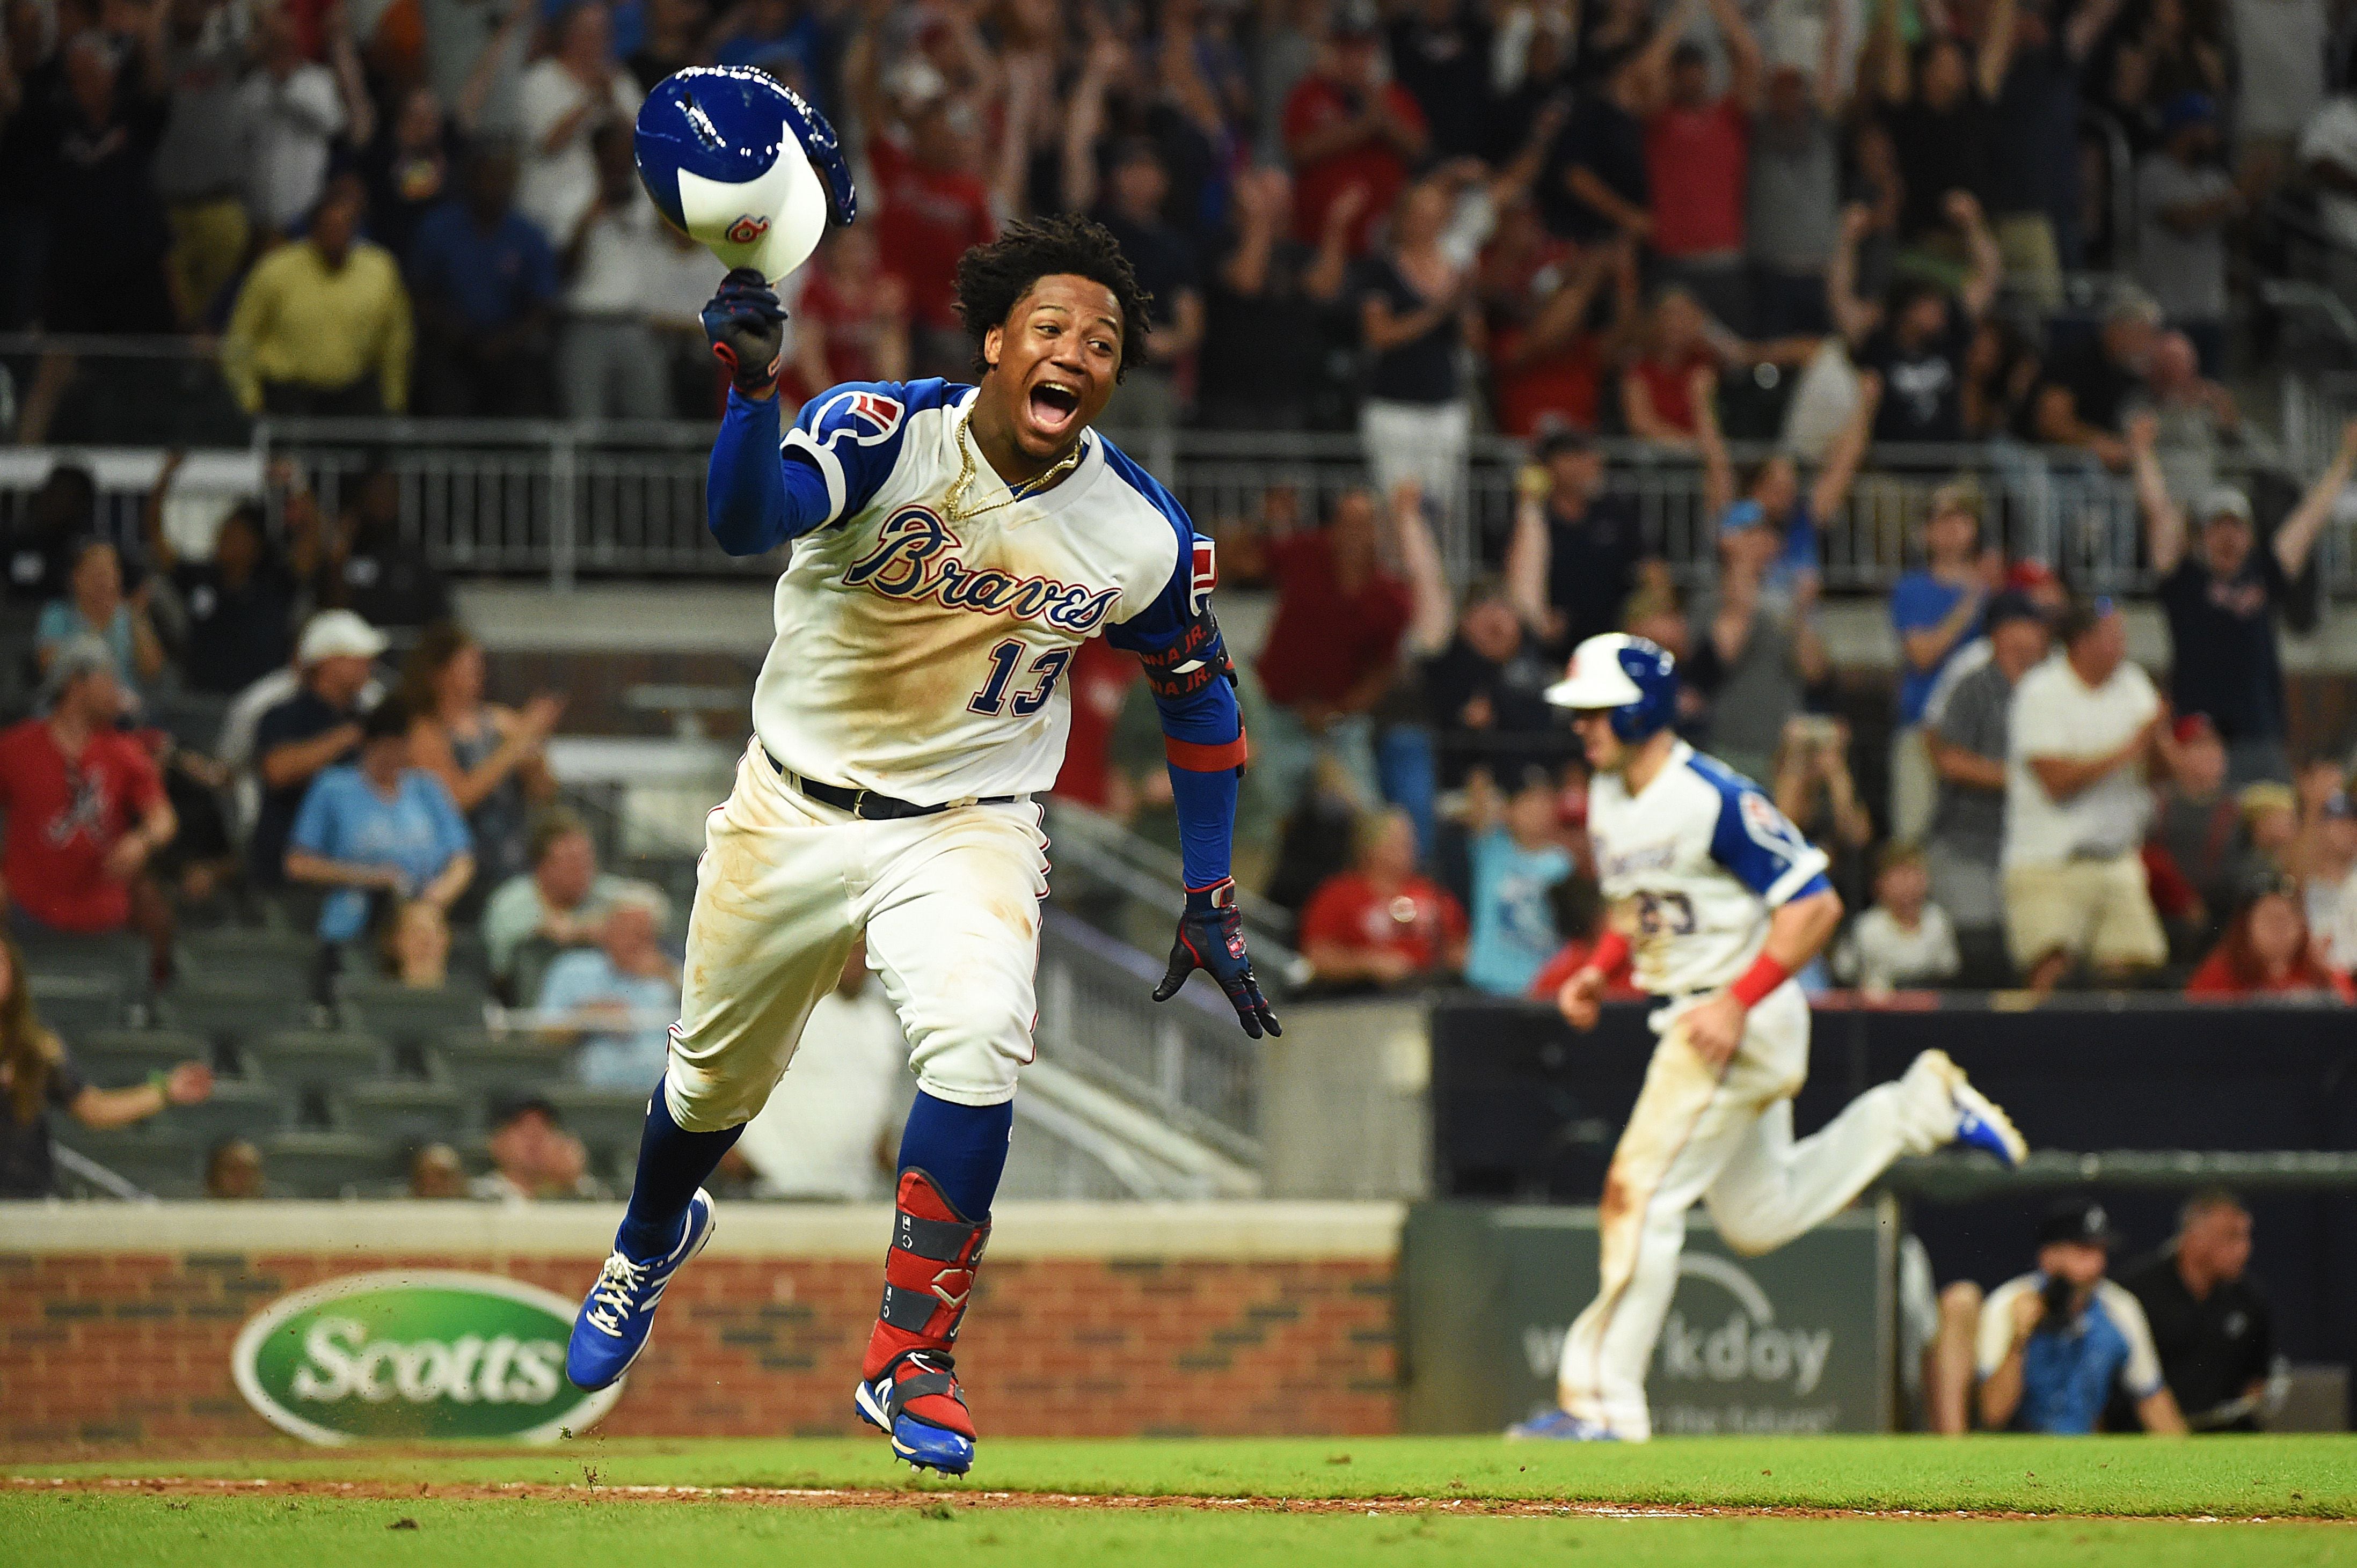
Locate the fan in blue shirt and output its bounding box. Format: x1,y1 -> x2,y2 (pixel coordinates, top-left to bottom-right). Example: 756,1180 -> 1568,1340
284,698 -> 475,943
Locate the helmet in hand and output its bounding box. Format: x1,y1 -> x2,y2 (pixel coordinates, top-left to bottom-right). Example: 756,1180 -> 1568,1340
634,67 -> 856,284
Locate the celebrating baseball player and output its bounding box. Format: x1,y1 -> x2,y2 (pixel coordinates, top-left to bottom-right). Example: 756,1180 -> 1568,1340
565,74 -> 1273,1477
1514,634 -> 2026,1442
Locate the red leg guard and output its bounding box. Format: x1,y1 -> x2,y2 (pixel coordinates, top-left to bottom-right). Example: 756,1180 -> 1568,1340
862,1169 -> 989,1439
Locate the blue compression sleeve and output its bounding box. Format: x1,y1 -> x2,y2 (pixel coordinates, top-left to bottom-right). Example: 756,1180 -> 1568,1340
706,389 -> 836,555
1165,760 -> 1238,890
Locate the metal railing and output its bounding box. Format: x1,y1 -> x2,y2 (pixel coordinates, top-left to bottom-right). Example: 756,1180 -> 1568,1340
1,416 -> 2346,600
244,417 -> 2348,599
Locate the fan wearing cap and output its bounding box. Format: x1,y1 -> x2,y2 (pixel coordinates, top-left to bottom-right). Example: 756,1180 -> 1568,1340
249,610 -> 389,890
1974,1199 -> 2187,1434
2131,408 -> 2357,785
2132,94 -> 2238,373
0,637 -> 178,978
1922,590 -> 2051,980
1510,633 -> 2024,1443
1280,0 -> 1430,257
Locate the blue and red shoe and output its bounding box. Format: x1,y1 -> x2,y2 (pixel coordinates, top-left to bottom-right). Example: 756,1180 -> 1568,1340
853,1170 -> 990,1475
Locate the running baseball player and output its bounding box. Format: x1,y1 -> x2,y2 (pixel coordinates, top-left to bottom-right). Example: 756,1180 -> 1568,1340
561,211 -> 1275,1476
1512,634 -> 2026,1442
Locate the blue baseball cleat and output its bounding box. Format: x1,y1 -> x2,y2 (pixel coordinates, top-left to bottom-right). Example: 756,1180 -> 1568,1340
567,1188 -> 717,1391
1926,1051 -> 2027,1168
855,1350 -> 977,1475
1505,1408 -> 1618,1441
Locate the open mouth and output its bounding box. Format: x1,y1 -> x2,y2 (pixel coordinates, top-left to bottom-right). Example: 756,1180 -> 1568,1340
1027,382 -> 1081,435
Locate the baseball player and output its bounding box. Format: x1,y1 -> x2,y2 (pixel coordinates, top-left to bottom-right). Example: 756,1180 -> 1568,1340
561,213 -> 1276,1475
1513,634 -> 2026,1442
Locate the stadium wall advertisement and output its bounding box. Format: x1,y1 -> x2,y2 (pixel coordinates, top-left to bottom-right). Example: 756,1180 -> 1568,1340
1398,1203 -> 1892,1434
0,1202 -> 1399,1447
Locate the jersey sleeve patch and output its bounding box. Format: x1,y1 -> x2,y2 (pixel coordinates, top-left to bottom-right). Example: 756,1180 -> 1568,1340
1707,775 -> 1833,905
782,379 -> 952,525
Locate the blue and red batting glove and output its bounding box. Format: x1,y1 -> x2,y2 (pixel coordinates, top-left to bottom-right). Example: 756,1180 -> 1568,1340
702,267 -> 787,395
1153,879 -> 1281,1039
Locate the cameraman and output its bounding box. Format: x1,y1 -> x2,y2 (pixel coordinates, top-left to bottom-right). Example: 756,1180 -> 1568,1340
1975,1199 -> 2189,1434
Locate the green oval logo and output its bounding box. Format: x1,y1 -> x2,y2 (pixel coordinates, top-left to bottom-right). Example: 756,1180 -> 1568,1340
232,1270 -> 622,1444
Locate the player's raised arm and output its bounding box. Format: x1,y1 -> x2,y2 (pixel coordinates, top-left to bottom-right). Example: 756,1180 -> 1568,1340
700,274 -> 917,557
1105,475 -> 1278,1041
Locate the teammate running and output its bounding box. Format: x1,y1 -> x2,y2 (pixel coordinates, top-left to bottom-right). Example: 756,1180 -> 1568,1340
561,213 -> 1275,1476
1512,633 -> 2025,1442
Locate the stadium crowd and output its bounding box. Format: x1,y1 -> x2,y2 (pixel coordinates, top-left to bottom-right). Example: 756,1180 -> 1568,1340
5,0 -> 2357,1205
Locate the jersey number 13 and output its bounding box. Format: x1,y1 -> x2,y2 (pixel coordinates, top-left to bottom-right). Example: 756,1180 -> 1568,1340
968,639 -> 1072,718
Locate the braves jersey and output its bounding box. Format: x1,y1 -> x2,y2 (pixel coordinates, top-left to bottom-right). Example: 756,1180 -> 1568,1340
753,379 -> 1220,805
1587,741 -> 1832,995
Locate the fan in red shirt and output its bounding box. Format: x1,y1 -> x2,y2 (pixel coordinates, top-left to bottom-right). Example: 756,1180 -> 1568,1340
779,226 -> 912,410
1281,6 -> 1430,256
1619,288 -> 1721,449
2185,882 -> 2354,1002
1481,202 -> 1638,438
0,639 -> 177,974
1643,0 -> 1760,278
1300,807 -> 1466,987
1254,488 -> 1413,721
867,95 -> 997,362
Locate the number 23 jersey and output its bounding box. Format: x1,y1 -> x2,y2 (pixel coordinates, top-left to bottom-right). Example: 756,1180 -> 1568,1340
755,378 -> 1212,807
1587,741 -> 1833,995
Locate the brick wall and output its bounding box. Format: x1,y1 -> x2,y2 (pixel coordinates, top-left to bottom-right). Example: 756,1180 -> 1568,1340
0,1248 -> 1397,1447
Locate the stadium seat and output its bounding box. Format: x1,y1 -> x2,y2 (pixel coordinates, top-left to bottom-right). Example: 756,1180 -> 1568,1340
426,1030 -> 579,1103
71,1029 -> 214,1086
339,978 -> 491,1048
542,1085 -> 651,1176
29,973 -> 126,1041
164,975 -> 319,1044
50,1125 -> 206,1199
154,1079 -> 294,1146
180,926 -> 321,978
239,1030 -> 392,1096
332,1080 -> 472,1147
14,928 -> 144,987
262,1130 -> 403,1199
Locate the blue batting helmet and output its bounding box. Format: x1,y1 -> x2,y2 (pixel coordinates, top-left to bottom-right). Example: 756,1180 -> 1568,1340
1544,633 -> 1679,741
634,67 -> 856,283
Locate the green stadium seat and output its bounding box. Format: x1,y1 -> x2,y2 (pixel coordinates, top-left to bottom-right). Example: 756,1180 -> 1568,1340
70,1029 -> 213,1086
426,1030 -> 578,1103
332,1080 -> 473,1147
50,1125 -> 206,1198
181,926 -> 320,977
239,1030 -> 391,1095
29,973 -> 126,1040
164,975 -> 318,1043
339,978 -> 491,1048
262,1130 -> 404,1199
15,929 -> 144,987
153,1079 -> 295,1145
542,1085 -> 651,1175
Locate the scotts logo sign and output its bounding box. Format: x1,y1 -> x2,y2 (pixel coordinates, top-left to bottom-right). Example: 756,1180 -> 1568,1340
232,1271 -> 622,1445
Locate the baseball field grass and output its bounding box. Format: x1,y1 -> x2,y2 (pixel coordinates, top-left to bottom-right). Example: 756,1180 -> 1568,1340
9,1434 -> 2354,1565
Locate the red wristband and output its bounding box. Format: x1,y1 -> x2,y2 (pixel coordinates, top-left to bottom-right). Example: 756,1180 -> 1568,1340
1585,930 -> 1630,977
1727,951 -> 1791,1008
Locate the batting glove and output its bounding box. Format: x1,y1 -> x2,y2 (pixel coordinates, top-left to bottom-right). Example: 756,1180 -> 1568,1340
1153,880 -> 1282,1040
702,267 -> 787,395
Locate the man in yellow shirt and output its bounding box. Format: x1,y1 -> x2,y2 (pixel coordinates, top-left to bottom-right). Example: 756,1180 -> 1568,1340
222,175 -> 413,414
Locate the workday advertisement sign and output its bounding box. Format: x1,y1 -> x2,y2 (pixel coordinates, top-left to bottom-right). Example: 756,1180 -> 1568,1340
1400,1204 -> 1891,1434
232,1271 -> 621,1444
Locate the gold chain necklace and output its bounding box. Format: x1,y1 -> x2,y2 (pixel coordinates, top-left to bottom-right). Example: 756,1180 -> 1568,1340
943,412 -> 1084,524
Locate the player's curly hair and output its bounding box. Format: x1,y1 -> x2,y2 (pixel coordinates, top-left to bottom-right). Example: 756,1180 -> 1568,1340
954,214 -> 1154,382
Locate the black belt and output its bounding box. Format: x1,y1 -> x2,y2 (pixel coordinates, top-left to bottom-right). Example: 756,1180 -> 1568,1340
764,749 -> 1021,820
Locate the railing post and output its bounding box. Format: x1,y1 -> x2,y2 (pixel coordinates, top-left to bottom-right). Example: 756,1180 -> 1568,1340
550,426 -> 577,592
1156,1018 -> 1186,1115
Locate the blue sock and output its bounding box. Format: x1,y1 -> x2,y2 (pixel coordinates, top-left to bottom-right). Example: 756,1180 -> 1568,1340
616,1082 -> 741,1258
895,1090 -> 1013,1220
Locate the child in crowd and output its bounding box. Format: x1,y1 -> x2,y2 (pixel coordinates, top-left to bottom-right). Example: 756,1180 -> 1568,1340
1462,766 -> 1574,997
1833,844 -> 1961,995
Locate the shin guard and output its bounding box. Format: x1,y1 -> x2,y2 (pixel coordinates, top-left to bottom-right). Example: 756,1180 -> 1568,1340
860,1168 -> 989,1439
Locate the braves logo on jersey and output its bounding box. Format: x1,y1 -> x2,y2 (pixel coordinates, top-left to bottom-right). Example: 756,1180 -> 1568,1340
841,504 -> 1122,633
805,387 -> 906,449
1189,538 -> 1216,615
